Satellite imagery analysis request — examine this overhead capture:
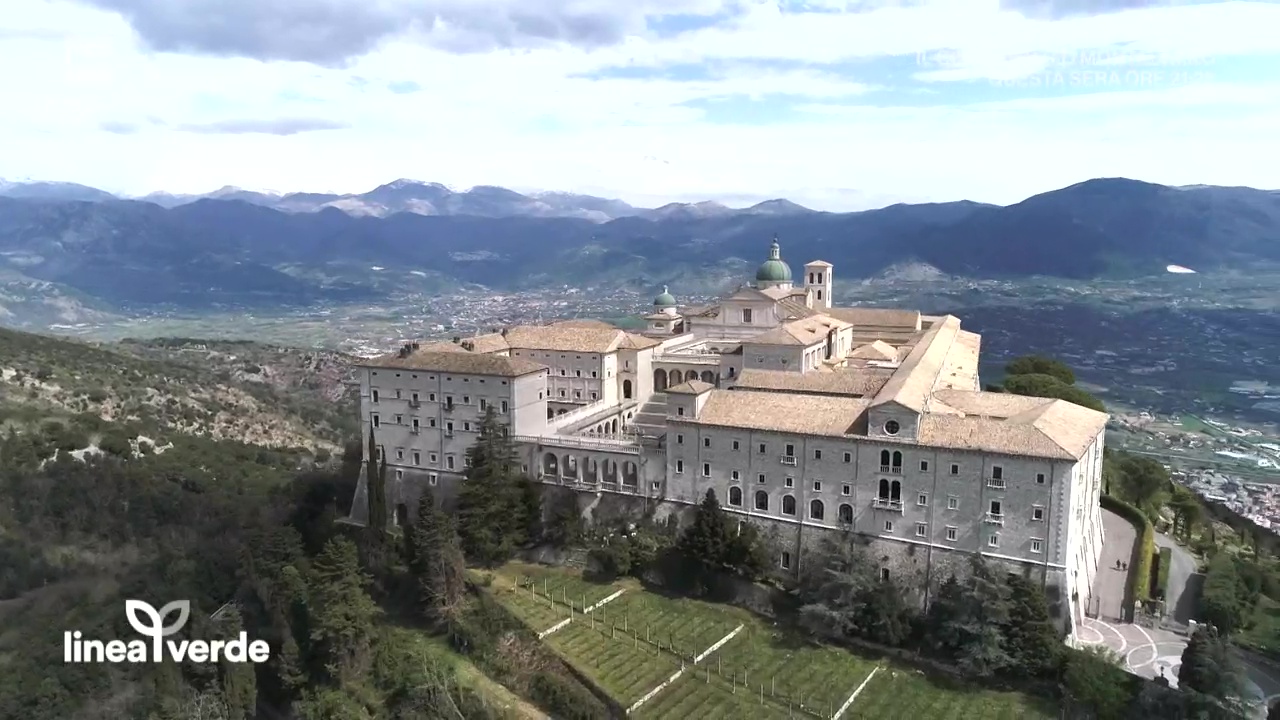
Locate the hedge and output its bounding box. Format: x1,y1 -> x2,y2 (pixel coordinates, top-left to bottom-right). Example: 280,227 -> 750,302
1155,547 -> 1173,602
1101,494 -> 1156,607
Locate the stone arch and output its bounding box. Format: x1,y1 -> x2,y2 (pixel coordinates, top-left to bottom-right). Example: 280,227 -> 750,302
564,454 -> 579,481
880,449 -> 891,467
585,458 -> 600,483
685,370 -> 699,383
623,460 -> 639,486
878,478 -> 889,497
890,480 -> 902,501
602,459 -> 618,483
623,379 -> 633,399
810,499 -> 825,520
611,418 -> 619,433
729,486 -> 743,506
782,495 -> 796,516
700,370 -> 715,384
839,503 -> 853,524
542,453 -> 558,476
754,490 -> 769,511
891,451 -> 903,468
654,369 -> 668,391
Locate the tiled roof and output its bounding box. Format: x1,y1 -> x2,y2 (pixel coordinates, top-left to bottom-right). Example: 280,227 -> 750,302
824,307 -> 922,329
551,319 -> 618,330
871,315 -> 961,412
849,340 -> 898,361
502,325 -> 626,353
743,315 -> 852,346
359,349 -> 546,377
619,333 -> 664,350
668,379 -> 716,395
734,367 -> 894,397
684,389 -> 869,437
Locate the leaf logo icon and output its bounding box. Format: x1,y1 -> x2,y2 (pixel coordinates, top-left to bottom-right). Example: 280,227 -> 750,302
124,599 -> 191,661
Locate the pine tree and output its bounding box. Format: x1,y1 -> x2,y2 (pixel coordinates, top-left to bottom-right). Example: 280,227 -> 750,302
1179,624 -> 1244,703
408,490 -> 466,623
308,537 -> 380,683
366,424 -> 388,537
1003,573 -> 1062,678
213,607 -> 257,720
455,408 -> 531,565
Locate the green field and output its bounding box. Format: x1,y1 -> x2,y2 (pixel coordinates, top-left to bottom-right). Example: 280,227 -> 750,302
486,563 -> 1057,719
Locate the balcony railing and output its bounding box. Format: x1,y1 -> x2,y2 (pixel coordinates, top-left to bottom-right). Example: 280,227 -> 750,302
880,465 -> 903,474
780,455 -> 798,466
984,512 -> 1005,525
409,427 -> 420,435
444,404 -> 456,412
444,430 -> 455,438
872,498 -> 904,512
987,479 -> 1006,490
408,399 -> 421,408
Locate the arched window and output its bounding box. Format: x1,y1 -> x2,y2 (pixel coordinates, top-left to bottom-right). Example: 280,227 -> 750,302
623,379 -> 633,399
547,408 -> 554,420
729,486 -> 743,507
890,480 -> 902,502
839,503 -> 854,524
542,453 -> 558,476
891,451 -> 903,469
880,449 -> 891,467
809,499 -> 824,520
782,495 -> 796,516
754,491 -> 769,511
878,478 -> 890,498
728,366 -> 736,378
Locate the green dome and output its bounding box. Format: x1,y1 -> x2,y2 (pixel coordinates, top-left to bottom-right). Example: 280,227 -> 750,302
755,239 -> 793,283
653,285 -> 677,307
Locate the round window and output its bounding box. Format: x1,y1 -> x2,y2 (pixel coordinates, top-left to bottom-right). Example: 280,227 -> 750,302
884,420 -> 900,435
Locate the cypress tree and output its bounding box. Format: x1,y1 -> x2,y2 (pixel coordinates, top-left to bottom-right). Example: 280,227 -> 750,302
455,408 -> 531,565
308,537 -> 380,683
408,490 -> 465,622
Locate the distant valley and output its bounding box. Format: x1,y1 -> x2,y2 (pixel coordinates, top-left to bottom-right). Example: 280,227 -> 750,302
1,176 -> 1279,323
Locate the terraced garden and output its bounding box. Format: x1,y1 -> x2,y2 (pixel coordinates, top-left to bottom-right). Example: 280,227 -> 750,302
485,563 -> 1058,719
844,667 -> 1057,720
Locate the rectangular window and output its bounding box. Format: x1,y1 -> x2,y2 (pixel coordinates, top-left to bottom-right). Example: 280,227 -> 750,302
677,434 -> 684,445
947,497 -> 958,510
842,483 -> 851,496
412,452 -> 420,466
429,453 -> 437,463
992,465 -> 1004,480
880,568 -> 890,582
375,446 -> 384,461
917,493 -> 928,506
371,389 -> 380,403
949,463 -> 959,475
785,443 -> 795,456
758,443 -> 766,454
742,308 -> 753,323
988,534 -> 999,548
990,500 -> 1002,515
479,398 -> 487,411
1032,507 -> 1044,521
677,407 -> 685,416
429,418 -> 437,428
884,520 -> 893,532
780,551 -> 791,569
395,469 -> 403,480
916,523 -> 927,537
395,448 -> 404,460
1031,539 -> 1043,554
501,400 -> 509,413
945,526 -> 957,541
812,481 -> 822,492
411,391 -> 420,403
428,473 -> 438,486
394,414 -> 403,425
371,413 -> 380,428
411,418 -> 420,431
785,477 -> 794,488
813,449 -> 822,460
702,463 -> 711,477
920,460 -> 929,472
703,437 -> 711,448
732,470 -> 741,481
463,421 -> 471,432
429,393 -> 436,402
446,456 -> 455,470
676,460 -> 685,474
757,473 -> 766,484
732,440 -> 741,451
1036,473 -> 1046,484
843,452 -> 852,463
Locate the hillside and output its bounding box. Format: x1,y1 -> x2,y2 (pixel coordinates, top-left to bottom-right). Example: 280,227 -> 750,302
0,328 -> 357,452
1,178 -> 1279,312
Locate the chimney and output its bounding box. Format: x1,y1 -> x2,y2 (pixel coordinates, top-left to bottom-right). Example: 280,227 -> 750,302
411,342 -> 420,350
500,328 -> 508,337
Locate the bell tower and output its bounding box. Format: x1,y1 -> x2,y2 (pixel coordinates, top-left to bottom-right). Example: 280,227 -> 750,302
804,260 -> 833,309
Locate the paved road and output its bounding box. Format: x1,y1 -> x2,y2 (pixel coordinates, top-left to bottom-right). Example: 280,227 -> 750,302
1092,509 -> 1137,622
1154,533 -> 1201,623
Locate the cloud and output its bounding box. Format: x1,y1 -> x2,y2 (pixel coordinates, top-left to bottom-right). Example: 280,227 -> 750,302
387,80 -> 422,94
98,120 -> 139,134
175,118 -> 350,135
74,0 -> 732,66
1000,0 -> 1188,20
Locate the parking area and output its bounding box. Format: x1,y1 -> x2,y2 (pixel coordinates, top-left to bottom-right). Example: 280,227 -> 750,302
1078,616 -> 1185,686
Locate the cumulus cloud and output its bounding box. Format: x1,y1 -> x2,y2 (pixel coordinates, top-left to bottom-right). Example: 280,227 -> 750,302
1000,0 -> 1189,20
175,118 -> 350,135
75,0 -> 732,66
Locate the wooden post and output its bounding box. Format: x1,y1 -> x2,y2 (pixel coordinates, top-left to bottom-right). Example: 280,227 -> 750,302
731,672 -> 736,694
624,614 -> 628,632
760,684 -> 763,705
705,664 -> 710,683
718,656 -> 721,675
771,676 -> 775,696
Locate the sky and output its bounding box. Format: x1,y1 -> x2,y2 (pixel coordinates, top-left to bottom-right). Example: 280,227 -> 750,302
1,0 -> 1278,211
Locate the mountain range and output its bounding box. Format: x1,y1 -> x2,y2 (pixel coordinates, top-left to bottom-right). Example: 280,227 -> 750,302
1,177 -> 1278,318
0,178 -> 814,223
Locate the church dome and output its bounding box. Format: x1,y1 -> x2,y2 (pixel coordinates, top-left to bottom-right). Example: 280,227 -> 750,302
653,286 -> 677,307
755,238 -> 793,283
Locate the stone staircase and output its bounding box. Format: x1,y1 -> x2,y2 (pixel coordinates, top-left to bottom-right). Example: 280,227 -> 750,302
630,392 -> 670,438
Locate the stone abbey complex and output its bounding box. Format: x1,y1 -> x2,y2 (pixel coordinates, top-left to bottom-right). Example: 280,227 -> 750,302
352,239 -> 1108,637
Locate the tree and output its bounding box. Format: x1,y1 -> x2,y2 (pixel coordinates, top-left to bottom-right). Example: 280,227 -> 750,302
365,424 -> 389,542
212,607 -> 257,720
308,537 -> 380,683
1169,485 -> 1203,540
455,409 -> 534,565
1005,355 -> 1076,385
922,559 -> 1013,676
677,489 -> 735,573
1002,373 -> 1106,412
1003,574 -> 1062,678
1179,624 -> 1245,703
1062,646 -> 1133,720
407,490 -> 465,623
1199,553 -> 1248,636
797,540 -> 914,647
